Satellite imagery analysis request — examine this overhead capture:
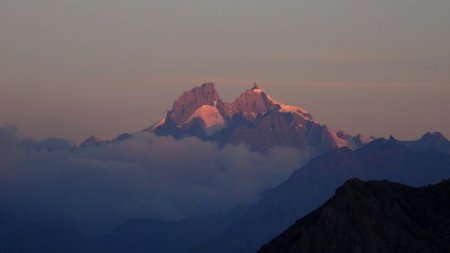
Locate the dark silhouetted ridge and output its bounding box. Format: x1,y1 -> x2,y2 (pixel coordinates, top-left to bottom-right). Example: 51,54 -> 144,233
258,178 -> 450,253
80,135 -> 104,148
401,131 -> 450,154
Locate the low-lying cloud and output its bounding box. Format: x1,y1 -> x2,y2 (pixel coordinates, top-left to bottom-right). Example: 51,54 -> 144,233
0,125 -> 311,232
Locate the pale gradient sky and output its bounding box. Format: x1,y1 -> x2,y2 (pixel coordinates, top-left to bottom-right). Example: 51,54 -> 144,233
1,0 -> 449,143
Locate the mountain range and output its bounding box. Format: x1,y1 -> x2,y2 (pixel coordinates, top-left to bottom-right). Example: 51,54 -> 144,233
147,83 -> 372,152
2,136 -> 449,253
81,83 -> 449,158
192,137 -> 450,253
76,83 -> 449,253
3,83 -> 450,253
151,83 -> 375,152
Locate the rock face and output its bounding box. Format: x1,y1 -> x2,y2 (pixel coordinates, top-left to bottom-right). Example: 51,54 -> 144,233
257,178 -> 450,253
153,83 -> 369,152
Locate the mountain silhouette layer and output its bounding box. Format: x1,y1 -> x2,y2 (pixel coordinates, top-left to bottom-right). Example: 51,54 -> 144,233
258,178 -> 450,253
195,138 -> 450,253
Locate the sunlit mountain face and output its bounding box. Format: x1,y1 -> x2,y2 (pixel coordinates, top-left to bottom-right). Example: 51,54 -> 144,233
151,83 -> 373,153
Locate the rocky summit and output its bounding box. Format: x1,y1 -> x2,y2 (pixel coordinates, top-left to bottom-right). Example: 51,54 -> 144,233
152,83 -> 372,152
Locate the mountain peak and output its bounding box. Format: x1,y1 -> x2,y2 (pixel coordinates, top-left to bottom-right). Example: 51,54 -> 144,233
250,83 -> 264,93
231,84 -> 314,121
252,83 -> 260,89
400,131 -> 450,154
152,82 -> 363,151
421,131 -> 448,142
230,85 -> 277,118
167,83 -> 220,125
80,135 -> 103,148
201,82 -> 216,91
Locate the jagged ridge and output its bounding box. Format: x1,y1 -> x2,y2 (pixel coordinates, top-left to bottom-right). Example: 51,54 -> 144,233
152,83 -> 371,152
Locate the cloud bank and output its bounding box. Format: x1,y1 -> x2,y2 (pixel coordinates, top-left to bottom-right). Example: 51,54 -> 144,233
0,126 -> 310,232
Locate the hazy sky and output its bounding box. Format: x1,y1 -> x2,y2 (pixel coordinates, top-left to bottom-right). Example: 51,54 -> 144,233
1,0 -> 449,142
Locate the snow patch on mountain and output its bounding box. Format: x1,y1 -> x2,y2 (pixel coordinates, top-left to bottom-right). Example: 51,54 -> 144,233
152,118 -> 166,130
278,105 -> 308,114
329,129 -> 376,150
185,104 -> 225,129
356,134 -> 375,144
250,85 -> 311,119
251,88 -> 264,94
330,130 -> 351,148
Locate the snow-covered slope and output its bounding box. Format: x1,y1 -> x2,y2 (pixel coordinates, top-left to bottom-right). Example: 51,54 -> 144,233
249,85 -> 313,120
184,104 -> 225,128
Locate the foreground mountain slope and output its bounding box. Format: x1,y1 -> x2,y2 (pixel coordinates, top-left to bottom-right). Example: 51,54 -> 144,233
0,208 -> 87,253
258,178 -> 450,253
0,206 -> 244,253
195,139 -> 450,253
91,206 -> 245,253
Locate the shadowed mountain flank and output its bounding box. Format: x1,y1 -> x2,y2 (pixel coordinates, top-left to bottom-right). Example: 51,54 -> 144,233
258,178 -> 450,253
